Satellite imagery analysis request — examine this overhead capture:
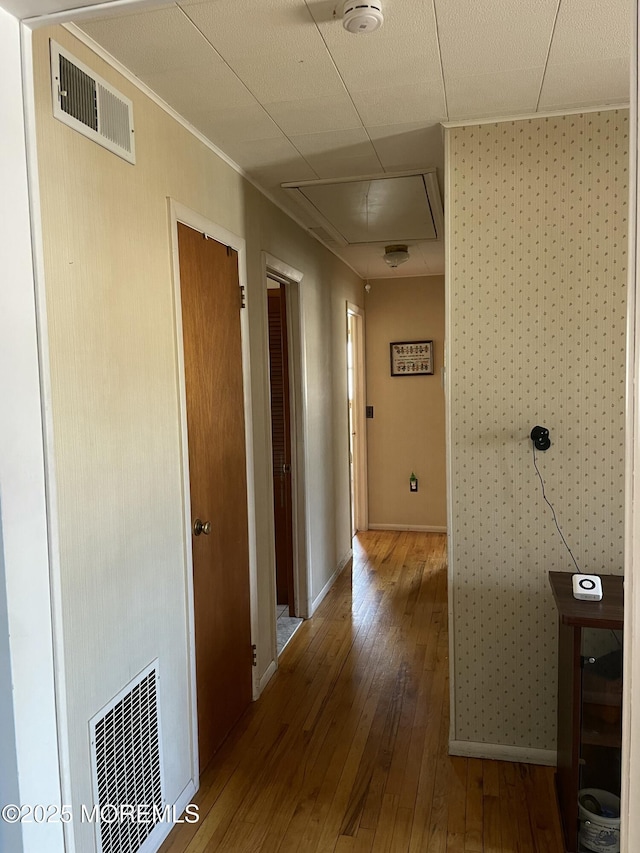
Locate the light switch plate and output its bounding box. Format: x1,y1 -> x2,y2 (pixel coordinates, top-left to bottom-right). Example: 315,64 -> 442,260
572,574 -> 603,601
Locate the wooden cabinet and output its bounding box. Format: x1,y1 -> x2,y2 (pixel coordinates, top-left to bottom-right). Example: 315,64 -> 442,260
549,572 -> 623,853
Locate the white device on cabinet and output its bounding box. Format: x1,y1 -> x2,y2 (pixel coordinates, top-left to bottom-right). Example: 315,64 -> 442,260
572,574 -> 603,601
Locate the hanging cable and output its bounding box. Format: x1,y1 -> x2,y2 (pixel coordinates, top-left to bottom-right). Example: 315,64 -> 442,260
532,446 -> 581,572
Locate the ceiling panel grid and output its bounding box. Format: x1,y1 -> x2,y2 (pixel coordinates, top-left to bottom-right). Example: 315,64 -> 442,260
74,0 -> 631,278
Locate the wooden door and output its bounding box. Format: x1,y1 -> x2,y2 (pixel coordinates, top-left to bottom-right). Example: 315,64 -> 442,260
177,223 -> 252,772
267,286 -> 295,615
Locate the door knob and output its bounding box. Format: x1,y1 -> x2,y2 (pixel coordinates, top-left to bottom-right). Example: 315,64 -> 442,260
193,518 -> 211,536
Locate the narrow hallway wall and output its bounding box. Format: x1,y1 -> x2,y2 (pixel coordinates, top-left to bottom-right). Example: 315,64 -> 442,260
365,275 -> 446,530
447,111 -> 628,756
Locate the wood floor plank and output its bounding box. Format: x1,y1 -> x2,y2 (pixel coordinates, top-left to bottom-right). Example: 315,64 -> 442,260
159,531 -> 564,853
464,759 -> 484,852
524,765 -> 566,853
483,759 -> 501,798
446,756 -> 468,851
482,795 -> 502,853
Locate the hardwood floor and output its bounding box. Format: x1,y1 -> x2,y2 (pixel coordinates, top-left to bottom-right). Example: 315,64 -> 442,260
160,530 -> 565,852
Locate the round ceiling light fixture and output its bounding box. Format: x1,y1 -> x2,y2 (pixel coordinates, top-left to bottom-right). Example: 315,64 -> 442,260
383,244 -> 410,268
342,0 -> 383,33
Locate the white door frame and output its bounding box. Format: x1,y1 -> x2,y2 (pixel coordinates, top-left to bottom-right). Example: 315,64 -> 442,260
168,199 -> 259,785
347,303 -> 368,532
1,17 -> 68,853
622,5 -> 639,849
262,253 -> 310,651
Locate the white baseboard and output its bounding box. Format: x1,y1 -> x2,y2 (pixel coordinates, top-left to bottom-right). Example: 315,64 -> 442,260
449,740 -> 557,767
258,659 -> 277,695
368,523 -> 448,533
310,550 -> 352,615
146,778 -> 197,852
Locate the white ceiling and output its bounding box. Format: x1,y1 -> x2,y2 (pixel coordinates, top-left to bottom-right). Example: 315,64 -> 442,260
24,0 -> 633,277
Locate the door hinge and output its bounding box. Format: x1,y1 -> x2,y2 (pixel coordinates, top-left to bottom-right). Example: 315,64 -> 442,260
240,285 -> 246,309
252,644 -> 257,666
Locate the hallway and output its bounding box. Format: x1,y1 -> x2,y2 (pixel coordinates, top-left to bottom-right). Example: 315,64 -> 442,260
160,530 -> 564,852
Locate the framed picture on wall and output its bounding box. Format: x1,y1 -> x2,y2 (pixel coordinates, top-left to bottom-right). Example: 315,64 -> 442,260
390,340 -> 434,376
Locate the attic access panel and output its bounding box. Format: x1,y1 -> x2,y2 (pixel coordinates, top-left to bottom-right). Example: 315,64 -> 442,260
282,170 -> 443,246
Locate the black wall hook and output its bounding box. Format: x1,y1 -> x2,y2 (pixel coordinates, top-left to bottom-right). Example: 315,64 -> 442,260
530,425 -> 551,451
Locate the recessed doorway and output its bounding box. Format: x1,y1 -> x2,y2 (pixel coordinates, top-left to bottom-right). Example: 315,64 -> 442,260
263,254 -> 309,660
347,303 -> 368,535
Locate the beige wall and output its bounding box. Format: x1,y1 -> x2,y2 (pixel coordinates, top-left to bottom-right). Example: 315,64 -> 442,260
447,111 -> 628,755
365,276 -> 446,529
33,25 -> 362,851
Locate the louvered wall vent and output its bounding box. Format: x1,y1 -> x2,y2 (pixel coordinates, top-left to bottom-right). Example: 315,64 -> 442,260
89,661 -> 164,853
50,40 -> 135,165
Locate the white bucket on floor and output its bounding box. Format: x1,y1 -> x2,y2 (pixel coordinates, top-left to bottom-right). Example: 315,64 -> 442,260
578,789 -> 620,853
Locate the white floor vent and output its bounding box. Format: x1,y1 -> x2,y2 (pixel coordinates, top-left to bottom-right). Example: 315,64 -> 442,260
89,661 -> 164,853
50,40 -> 135,165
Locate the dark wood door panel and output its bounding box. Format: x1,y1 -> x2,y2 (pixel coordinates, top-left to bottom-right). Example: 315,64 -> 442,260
268,287 -> 295,615
178,223 -> 252,771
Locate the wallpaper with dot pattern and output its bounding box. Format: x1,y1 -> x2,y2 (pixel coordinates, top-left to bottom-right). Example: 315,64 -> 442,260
447,111 -> 628,750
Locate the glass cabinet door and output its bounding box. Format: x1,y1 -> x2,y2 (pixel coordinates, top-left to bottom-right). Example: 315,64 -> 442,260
578,627 -> 622,850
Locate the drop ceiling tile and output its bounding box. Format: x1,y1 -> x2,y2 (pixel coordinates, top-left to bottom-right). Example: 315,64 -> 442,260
539,59 -> 630,110
224,136 -> 317,174
290,127 -> 373,158
416,241 -> 446,276
263,94 -> 362,136
289,128 -> 382,178
333,244 -> 381,278
80,6 -> 216,75
310,0 -> 443,92
339,243 -> 436,279
143,61 -> 256,118
350,82 -> 446,127
180,0 -> 308,50
446,67 -> 544,120
435,0 -> 558,78
222,55 -> 347,102
546,0 -> 630,66
191,104 -> 284,146
290,128 -> 383,178
181,0 -> 308,35
181,0 -> 346,101
367,122 -> 444,173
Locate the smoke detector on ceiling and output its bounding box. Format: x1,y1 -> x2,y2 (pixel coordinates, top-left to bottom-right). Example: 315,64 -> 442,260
384,245 -> 410,268
342,0 -> 383,33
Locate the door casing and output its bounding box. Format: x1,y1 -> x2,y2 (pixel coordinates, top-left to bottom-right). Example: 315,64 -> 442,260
347,303 -> 368,533
169,199 -> 259,786
262,253 -> 309,670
